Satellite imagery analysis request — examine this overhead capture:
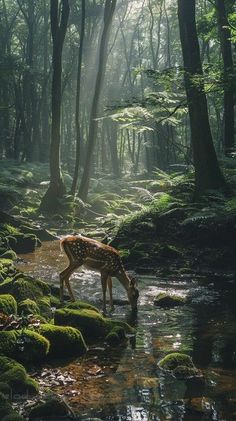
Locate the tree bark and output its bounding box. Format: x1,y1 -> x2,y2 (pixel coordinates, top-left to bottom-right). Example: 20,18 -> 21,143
78,0 -> 117,201
40,0 -> 69,213
215,0 -> 235,155
177,0 -> 227,198
71,0 -> 86,196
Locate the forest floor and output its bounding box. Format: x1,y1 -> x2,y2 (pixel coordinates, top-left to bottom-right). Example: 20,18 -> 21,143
0,159 -> 236,420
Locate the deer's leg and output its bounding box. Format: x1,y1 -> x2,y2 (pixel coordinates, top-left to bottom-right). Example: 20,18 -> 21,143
107,276 -> 114,311
59,260 -> 82,302
101,271 -> 109,313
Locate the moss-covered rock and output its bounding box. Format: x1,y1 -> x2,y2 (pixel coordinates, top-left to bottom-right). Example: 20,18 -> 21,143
0,330 -> 49,363
0,250 -> 17,260
54,307 -> 134,342
172,365 -> 199,379
105,326 -> 126,346
37,297 -> 52,319
66,300 -> 101,313
159,352 -> 195,372
0,356 -> 39,395
54,308 -> 110,340
154,292 -> 187,307
6,233 -> 39,254
2,412 -> 24,420
17,299 -> 40,315
0,392 -> 15,420
0,294 -> 17,315
0,274 -> 51,303
29,395 -> 70,420
39,324 -> 87,358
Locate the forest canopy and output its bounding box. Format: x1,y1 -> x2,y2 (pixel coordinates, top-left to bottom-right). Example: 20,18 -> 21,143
0,0 -> 235,209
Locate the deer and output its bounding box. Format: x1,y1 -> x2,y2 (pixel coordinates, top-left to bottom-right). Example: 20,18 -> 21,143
59,234 -> 139,313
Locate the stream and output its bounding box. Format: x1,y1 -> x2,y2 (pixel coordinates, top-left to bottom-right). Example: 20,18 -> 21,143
17,241 -> 236,420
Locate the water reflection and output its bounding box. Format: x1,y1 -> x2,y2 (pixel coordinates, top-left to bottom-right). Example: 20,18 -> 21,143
17,242 -> 236,420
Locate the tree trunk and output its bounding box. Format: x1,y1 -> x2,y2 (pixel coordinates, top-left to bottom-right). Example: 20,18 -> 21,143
78,0 -> 117,201
215,0 -> 235,155
40,0 -> 69,213
177,0 -> 227,198
71,0 -> 86,196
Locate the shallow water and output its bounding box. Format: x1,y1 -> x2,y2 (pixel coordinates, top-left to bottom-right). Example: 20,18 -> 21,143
17,241 -> 236,420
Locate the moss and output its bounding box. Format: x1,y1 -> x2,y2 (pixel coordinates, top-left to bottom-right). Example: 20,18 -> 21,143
0,382 -> 11,396
0,392 -> 14,419
0,250 -> 17,260
105,326 -> 126,346
54,308 -> 110,340
172,365 -> 199,379
0,330 -> 49,363
66,300 -> 101,313
154,292 -> 186,307
37,296 -> 52,319
1,275 -> 51,303
0,356 -> 39,395
0,294 -> 17,315
2,414 -> 25,421
29,395 -> 69,420
159,353 -> 195,371
17,299 -> 40,315
39,324 -> 87,358
50,295 -> 61,309
6,233 -> 39,253
54,307 -> 134,343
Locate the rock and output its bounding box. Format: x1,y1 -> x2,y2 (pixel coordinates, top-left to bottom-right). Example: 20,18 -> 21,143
17,299 -> 40,315
37,297 -> 52,319
28,395 -> 71,420
0,274 -> 50,303
0,294 -> 17,315
6,233 -> 39,254
105,326 -> 126,346
0,329 -> 49,363
39,324 -> 87,358
66,300 -> 101,313
0,250 -> 17,260
0,392 -> 17,420
173,365 -> 199,379
159,352 -> 195,371
154,292 -> 187,307
0,356 -> 39,395
54,306 -> 134,343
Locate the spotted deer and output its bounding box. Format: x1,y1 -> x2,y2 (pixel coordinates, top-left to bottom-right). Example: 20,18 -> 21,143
59,234 -> 139,312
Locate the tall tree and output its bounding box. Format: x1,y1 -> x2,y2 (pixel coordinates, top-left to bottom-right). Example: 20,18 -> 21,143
177,0 -> 227,198
215,0 -> 235,155
70,0 -> 86,196
40,0 -> 70,213
78,0 -> 117,201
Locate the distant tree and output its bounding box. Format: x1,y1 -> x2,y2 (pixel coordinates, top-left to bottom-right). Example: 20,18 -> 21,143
215,0 -> 235,155
40,0 -> 70,213
177,0 -> 227,198
78,0 -> 117,201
